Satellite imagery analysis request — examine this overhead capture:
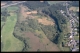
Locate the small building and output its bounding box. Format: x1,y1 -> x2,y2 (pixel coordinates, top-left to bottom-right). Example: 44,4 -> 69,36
60,10 -> 64,13
74,32 -> 77,35
76,40 -> 79,44
77,17 -> 79,19
74,28 -> 77,31
68,43 -> 71,46
72,48 -> 77,51
69,35 -> 73,38
71,40 -> 73,42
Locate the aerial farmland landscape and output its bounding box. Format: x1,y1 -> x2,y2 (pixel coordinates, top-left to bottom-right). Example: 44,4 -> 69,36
1,1 -> 79,52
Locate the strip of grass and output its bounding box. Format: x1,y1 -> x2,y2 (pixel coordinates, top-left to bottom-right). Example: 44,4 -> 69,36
1,12 -> 24,51
7,6 -> 19,11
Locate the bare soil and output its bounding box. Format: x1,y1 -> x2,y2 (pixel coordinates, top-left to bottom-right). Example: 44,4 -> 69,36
19,5 -> 38,22
69,7 -> 79,12
38,18 -> 54,25
23,32 -> 60,51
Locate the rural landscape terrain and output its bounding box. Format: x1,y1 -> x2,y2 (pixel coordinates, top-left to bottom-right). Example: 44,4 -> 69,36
1,1 -> 79,52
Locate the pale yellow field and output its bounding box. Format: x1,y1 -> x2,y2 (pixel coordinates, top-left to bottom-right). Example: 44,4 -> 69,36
38,18 -> 54,25
69,7 -> 79,12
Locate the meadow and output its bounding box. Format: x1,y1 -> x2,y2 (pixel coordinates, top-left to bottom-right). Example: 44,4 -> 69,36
1,6 -> 24,51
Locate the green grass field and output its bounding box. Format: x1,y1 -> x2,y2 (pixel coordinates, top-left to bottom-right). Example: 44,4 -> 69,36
7,6 -> 19,11
1,6 -> 24,51
74,35 -> 79,41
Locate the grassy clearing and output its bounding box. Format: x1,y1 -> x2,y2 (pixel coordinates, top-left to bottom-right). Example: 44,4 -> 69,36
1,13 -> 24,51
38,18 -> 54,25
67,21 -> 72,32
7,6 -> 19,11
1,6 -> 24,51
58,21 -> 71,51
74,35 -> 79,40
35,29 -> 45,39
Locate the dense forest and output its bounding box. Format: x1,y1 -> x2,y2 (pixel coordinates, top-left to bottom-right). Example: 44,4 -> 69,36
1,9 -> 10,22
13,18 -> 58,51
41,4 -> 68,45
1,1 -> 72,51
42,4 -> 67,32
12,2 -> 69,51
23,1 -> 50,10
1,9 -> 10,30
68,1 -> 79,7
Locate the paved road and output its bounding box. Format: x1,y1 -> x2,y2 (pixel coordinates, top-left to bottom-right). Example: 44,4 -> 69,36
1,1 -> 26,9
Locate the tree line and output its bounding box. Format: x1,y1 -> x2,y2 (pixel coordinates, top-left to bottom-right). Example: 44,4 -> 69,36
23,1 -> 50,10
42,4 -> 68,45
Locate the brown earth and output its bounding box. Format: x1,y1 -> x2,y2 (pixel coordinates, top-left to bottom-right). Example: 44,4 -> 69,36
19,5 -> 38,22
38,18 -> 54,25
20,5 -> 37,18
23,32 -> 60,51
19,5 -> 29,22
20,5 -> 28,18
1,2 -> 7,6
